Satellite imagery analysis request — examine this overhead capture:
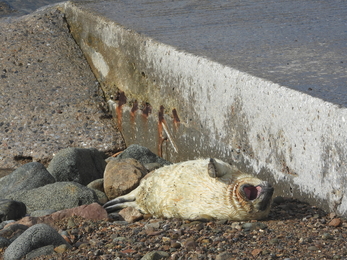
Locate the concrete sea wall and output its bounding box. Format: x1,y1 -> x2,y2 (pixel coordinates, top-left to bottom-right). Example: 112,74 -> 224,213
63,1 -> 347,216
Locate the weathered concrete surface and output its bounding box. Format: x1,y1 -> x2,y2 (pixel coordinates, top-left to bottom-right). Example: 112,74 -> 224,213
63,1 -> 347,216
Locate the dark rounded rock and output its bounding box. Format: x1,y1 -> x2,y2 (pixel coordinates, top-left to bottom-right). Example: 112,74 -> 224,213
25,245 -> 55,260
111,144 -> 171,167
0,237 -> 11,248
47,147 -> 106,185
0,199 -> 26,221
5,182 -> 99,213
0,223 -> 29,241
0,162 -> 55,198
3,223 -> 69,260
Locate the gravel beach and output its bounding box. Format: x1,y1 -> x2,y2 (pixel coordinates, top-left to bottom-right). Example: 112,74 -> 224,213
1,4 -> 347,260
0,4 -> 125,170
16,198 -> 347,260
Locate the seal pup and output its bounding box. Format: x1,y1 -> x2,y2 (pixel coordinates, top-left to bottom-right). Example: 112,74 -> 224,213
104,158 -> 274,221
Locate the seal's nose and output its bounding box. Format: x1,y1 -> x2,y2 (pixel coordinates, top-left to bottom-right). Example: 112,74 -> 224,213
256,183 -> 274,211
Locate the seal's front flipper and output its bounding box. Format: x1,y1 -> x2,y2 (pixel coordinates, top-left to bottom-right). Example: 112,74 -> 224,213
103,194 -> 138,213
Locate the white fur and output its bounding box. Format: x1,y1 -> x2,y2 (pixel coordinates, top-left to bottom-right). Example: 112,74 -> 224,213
104,159 -> 272,220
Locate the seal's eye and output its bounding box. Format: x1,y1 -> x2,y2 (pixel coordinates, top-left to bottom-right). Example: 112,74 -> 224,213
243,185 -> 262,200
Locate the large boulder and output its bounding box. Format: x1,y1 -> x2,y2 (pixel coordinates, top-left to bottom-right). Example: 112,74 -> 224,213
104,158 -> 147,200
47,148 -> 106,185
6,203 -> 108,228
3,223 -> 69,260
5,182 -> 99,213
0,162 -> 55,198
25,245 -> 55,260
112,144 -> 171,167
0,199 -> 26,221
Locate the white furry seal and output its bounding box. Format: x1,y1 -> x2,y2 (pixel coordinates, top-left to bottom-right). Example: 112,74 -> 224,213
103,158 -> 274,221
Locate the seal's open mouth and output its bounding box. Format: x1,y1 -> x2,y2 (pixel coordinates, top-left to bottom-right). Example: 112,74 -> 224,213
243,185 -> 262,200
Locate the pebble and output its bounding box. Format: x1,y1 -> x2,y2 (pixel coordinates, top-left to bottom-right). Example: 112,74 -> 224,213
141,251 -> 169,260
162,237 -> 170,243
113,237 -> 127,242
216,252 -> 234,260
77,243 -> 89,249
145,221 -> 161,230
328,218 -> 342,227
329,212 -> 337,219
242,222 -> 268,231
170,241 -> 181,249
119,206 -> 143,223
269,238 -> 280,244
321,233 -> 333,240
251,248 -> 262,257
54,244 -> 69,254
307,246 -> 318,251
67,218 -> 77,229
94,249 -> 103,256
183,238 -> 197,250
231,222 -> 242,230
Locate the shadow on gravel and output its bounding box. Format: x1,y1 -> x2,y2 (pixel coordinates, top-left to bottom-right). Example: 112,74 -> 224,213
268,197 -> 327,221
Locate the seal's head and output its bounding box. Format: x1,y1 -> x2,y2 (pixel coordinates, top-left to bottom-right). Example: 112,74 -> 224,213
229,177 -> 274,220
